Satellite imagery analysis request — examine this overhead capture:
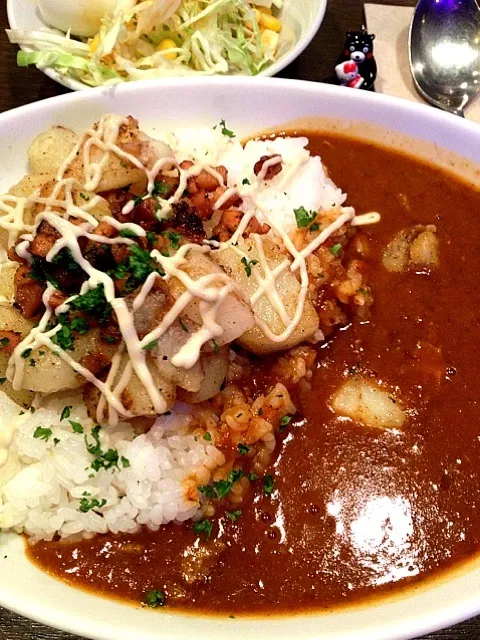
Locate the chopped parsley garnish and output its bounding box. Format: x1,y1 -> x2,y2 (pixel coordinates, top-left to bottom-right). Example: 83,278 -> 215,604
53,438 -> 60,446
33,426 -> 53,442
279,415 -> 292,430
242,178 -> 250,186
212,340 -> 219,354
79,492 -> 107,513
146,231 -> 157,247
113,244 -> 165,293
179,318 -> 189,332
144,590 -> 165,608
69,420 -> 84,434
197,469 -> 245,501
79,192 -> 90,201
83,426 -> 129,472
119,228 -> 138,239
29,358 -> 36,367
241,257 -> 258,277
248,473 -> 258,482
133,195 -> 145,207
51,314 -> 89,351
142,339 -> 158,351
162,230 -> 181,249
359,287 -> 368,295
52,248 -> 84,277
225,510 -> 242,522
294,206 -> 317,228
330,243 -> 342,257
203,432 -> 212,442
217,119 -> 235,138
310,223 -> 320,232
21,349 -> 32,359
237,443 -> 250,455
152,181 -> 170,197
193,519 -> 213,539
198,484 -> 216,499
29,257 -> 60,289
0,378 -> 6,385
69,285 -> 112,325
0,337 -> 10,349
263,474 -> 274,495
60,406 -> 72,421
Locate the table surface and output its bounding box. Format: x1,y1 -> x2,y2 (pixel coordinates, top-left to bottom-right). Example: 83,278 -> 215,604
0,1 -> 479,638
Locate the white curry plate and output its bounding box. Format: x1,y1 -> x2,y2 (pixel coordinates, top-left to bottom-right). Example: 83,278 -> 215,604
0,78 -> 480,640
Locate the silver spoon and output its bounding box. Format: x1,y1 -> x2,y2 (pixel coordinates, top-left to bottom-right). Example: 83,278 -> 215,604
409,0 -> 480,117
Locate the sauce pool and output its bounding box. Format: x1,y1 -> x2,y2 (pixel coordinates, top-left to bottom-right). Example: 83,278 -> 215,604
29,132 -> 480,615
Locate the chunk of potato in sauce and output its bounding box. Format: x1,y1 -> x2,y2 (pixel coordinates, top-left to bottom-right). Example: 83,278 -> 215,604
29,133 -> 480,616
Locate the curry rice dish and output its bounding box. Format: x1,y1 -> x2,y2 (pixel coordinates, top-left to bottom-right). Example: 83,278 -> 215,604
0,115 -> 478,615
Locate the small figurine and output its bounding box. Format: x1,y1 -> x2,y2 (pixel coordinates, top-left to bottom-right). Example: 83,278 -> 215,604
335,27 -> 377,91
335,61 -> 364,89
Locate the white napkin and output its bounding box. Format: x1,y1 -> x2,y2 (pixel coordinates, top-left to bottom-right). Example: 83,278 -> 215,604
364,3 -> 480,122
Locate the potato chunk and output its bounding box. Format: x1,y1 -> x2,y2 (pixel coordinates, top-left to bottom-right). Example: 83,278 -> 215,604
382,225 -> 439,273
331,377 -> 406,430
215,237 -> 319,354
28,126 -> 78,175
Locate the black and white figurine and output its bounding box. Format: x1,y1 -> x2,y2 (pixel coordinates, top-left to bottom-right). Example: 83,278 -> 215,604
335,28 -> 377,91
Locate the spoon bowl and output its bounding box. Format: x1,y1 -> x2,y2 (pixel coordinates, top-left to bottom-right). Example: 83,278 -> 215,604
409,0 -> 480,117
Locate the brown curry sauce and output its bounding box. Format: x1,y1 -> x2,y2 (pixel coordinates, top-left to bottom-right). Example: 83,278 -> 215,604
28,133 -> 480,615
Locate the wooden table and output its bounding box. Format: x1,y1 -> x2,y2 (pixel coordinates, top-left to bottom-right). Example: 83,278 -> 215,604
0,0 -> 479,638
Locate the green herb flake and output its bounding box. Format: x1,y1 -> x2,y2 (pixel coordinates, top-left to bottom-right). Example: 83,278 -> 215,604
79,492 -> 107,513
179,318 -> 189,333
163,230 -> 181,249
142,339 -> 158,351
263,474 -> 274,495
279,415 -> 292,430
119,228 -> 138,239
237,443 -> 250,455
29,358 -> 36,367
203,432 -> 212,442
69,285 -> 111,325
193,519 -> 213,539
212,339 -> 219,354
198,485 -> 216,499
33,426 -> 53,442
69,420 -> 84,434
248,473 -> 258,482
21,348 -> 32,359
144,590 -> 165,608
0,337 -> 10,349
330,243 -> 342,257
53,438 -> 60,446
310,223 -> 320,232
146,231 -> 157,246
121,456 -> 130,469
152,181 -> 170,197
79,192 -> 90,201
294,206 -> 317,228
242,178 -> 250,186
241,256 -> 258,277
226,510 -> 242,522
218,119 -> 235,138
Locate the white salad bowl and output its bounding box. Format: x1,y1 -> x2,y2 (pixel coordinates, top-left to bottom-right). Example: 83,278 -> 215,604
6,0 -> 327,90
1,77 -> 480,640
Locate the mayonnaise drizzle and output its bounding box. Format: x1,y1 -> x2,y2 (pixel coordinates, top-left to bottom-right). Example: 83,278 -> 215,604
0,114 -> 380,426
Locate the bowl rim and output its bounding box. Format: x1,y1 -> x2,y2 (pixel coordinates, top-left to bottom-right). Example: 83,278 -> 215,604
6,0 -> 327,90
0,76 -> 479,640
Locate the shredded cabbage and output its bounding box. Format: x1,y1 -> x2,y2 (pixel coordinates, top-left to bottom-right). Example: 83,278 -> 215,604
7,0 -> 293,86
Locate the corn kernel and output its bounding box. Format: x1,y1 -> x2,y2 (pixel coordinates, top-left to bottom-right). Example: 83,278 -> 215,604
89,35 -> 100,53
157,39 -> 177,60
259,13 -> 282,33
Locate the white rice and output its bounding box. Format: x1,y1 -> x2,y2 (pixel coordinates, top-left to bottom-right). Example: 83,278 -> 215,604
0,392 -> 222,541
